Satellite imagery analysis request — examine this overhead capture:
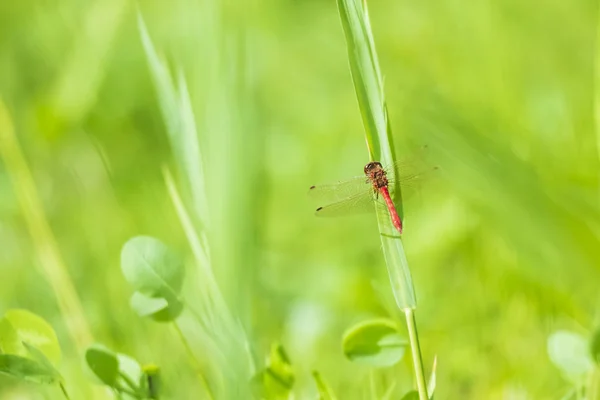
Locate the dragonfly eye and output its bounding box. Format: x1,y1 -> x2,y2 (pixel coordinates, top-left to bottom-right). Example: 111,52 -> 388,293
364,161 -> 383,174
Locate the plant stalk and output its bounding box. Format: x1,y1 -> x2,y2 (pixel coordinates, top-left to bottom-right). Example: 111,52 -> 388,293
404,308 -> 428,400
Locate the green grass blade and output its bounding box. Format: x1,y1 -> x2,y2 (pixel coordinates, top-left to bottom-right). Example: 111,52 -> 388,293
337,1 -> 428,398
336,0 -> 413,309
138,13 -> 209,229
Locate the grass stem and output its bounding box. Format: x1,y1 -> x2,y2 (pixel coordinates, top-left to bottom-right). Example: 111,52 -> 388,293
404,308 -> 428,400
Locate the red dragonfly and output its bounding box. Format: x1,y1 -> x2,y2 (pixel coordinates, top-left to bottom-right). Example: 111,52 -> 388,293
309,158 -> 434,234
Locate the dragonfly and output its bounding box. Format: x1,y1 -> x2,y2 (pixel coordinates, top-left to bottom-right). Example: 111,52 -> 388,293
309,157 -> 435,234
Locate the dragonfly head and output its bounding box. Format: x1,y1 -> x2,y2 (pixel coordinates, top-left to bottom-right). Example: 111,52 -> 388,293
364,161 -> 383,175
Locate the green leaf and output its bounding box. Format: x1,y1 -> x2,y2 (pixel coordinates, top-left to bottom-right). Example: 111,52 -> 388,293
252,343 -> 295,399
337,0 -> 387,161
129,291 -> 183,322
0,354 -> 59,384
120,236 -> 185,299
312,371 -> 337,400
548,330 -> 593,382
85,344 -> 145,398
401,390 -> 419,400
130,292 -> 169,316
342,319 -> 407,367
115,353 -> 143,400
1,309 -> 61,365
116,352 -> 142,387
85,344 -> 119,386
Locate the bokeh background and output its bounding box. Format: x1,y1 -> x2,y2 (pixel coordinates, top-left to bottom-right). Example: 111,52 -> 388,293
1,0 -> 599,398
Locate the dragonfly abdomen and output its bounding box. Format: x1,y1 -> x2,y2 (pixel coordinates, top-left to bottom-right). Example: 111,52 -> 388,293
379,186 -> 403,234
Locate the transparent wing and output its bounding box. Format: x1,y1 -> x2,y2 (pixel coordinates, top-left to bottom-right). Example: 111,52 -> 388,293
309,146 -> 438,217
387,164 -> 439,201
314,190 -> 389,217
308,175 -> 370,204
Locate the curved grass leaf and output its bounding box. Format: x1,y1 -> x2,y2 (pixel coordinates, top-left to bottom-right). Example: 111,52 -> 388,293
342,318 -> 407,367
121,236 -> 185,299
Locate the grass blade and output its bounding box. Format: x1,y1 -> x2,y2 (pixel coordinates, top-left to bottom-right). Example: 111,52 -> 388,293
336,0 -> 428,398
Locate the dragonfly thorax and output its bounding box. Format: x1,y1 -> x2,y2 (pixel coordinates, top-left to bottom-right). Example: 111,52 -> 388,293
364,161 -> 388,190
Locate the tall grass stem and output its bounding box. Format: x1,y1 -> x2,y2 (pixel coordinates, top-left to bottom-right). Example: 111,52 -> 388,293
336,1 -> 428,397
404,309 -> 428,399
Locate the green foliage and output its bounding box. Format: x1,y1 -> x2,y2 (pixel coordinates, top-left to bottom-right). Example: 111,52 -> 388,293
342,319 -> 407,367
0,310 -> 61,385
85,344 -> 154,399
121,236 -> 185,322
0,0 -> 598,398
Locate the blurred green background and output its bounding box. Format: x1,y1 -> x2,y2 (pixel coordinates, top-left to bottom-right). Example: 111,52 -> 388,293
1,0 -> 599,398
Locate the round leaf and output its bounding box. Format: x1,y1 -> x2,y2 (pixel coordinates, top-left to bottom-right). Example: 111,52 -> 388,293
117,352 -> 142,385
116,353 -> 143,400
121,236 -> 185,298
85,344 -> 119,387
130,292 -> 169,317
0,354 -> 59,384
547,330 -> 593,382
342,319 -> 407,367
3,309 -> 61,365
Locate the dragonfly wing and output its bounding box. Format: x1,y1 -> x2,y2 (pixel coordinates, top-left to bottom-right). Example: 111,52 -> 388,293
387,165 -> 438,201
314,191 -> 377,217
309,175 -> 370,204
